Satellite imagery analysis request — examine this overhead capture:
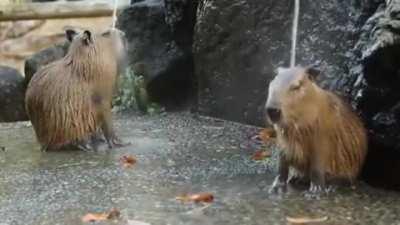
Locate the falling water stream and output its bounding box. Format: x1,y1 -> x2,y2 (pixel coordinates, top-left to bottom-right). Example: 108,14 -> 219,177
111,0 -> 119,29
290,0 -> 300,67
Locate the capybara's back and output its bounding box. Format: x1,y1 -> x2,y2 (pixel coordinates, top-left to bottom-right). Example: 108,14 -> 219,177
26,28 -> 127,150
26,61 -> 96,150
265,66 -> 367,193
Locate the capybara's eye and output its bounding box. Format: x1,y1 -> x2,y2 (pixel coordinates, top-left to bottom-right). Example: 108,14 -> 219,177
290,83 -> 301,91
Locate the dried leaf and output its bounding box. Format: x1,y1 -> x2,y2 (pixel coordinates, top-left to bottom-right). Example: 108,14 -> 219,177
120,155 -> 137,168
82,213 -> 108,223
82,208 -> 120,223
259,128 -> 276,142
251,150 -> 271,160
106,208 -> 121,219
286,216 -> 328,224
127,220 -> 151,225
176,192 -> 214,203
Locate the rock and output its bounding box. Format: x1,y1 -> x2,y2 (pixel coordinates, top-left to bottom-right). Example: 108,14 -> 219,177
194,0 -> 371,126
24,41 -> 69,86
118,0 -> 198,109
335,0 -> 400,189
0,66 -> 28,122
131,0 -> 145,4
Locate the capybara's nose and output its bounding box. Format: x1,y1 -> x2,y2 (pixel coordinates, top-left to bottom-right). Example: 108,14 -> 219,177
267,107 -> 281,123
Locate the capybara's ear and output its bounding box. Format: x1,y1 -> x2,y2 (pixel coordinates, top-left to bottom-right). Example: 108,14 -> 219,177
65,29 -> 78,42
82,30 -> 93,45
305,66 -> 320,81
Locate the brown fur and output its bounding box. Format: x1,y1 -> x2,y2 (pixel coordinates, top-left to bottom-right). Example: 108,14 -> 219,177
25,28 -> 126,150
266,66 -> 367,191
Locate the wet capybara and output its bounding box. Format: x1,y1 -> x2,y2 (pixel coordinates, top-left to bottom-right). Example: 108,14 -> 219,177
25,28 -> 127,151
265,66 -> 367,194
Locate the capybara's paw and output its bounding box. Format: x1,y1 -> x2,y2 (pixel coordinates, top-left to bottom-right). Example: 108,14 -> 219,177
269,176 -> 287,194
91,133 -> 105,144
74,139 -> 98,151
76,142 -> 96,151
304,183 -> 333,199
107,137 -> 130,149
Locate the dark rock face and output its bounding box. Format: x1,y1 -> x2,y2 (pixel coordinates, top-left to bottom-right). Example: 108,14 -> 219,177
24,42 -> 69,87
131,0 -> 145,4
194,0 -> 368,126
0,66 -> 28,122
118,0 -> 198,109
336,0 -> 400,189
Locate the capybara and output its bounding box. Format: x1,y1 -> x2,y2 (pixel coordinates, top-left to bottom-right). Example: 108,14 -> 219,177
265,66 -> 367,194
25,28 -> 127,151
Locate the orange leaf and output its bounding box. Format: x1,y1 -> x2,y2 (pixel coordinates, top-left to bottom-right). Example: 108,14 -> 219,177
259,128 -> 276,142
286,216 -> 328,224
106,208 -> 121,220
176,192 -> 214,203
120,155 -> 137,168
82,208 -> 120,223
252,150 -> 271,160
82,213 -> 108,223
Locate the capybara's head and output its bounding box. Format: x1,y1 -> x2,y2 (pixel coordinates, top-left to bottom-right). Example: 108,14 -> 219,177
64,28 -> 127,65
100,28 -> 128,64
265,66 -> 321,124
64,29 -> 97,61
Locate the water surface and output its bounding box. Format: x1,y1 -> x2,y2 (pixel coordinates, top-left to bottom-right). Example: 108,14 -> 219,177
0,112 -> 399,225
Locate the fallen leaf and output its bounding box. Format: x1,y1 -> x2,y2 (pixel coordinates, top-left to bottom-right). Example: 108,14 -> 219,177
82,213 -> 108,223
128,219 -> 151,225
82,208 -> 120,223
120,155 -> 137,168
286,216 -> 328,224
258,128 -> 276,142
176,192 -> 214,203
106,208 -> 121,220
251,150 -> 271,160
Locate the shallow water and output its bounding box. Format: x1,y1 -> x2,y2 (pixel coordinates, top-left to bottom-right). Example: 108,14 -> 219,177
0,112 -> 400,225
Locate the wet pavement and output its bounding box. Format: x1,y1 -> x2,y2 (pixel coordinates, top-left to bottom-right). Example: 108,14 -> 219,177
1,112 -> 400,225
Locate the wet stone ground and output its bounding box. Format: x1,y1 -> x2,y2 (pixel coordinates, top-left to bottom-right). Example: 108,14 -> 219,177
1,111 -> 400,225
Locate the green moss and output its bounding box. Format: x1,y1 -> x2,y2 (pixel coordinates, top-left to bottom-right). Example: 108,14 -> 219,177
113,67 -> 164,115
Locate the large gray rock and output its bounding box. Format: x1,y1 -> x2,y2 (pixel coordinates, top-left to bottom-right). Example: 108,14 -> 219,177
24,42 -> 69,86
118,0 -> 198,108
0,66 -> 28,122
194,0 -> 369,126
335,0 -> 400,189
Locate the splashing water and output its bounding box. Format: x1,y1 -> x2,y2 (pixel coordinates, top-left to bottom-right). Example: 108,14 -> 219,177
111,0 -> 119,29
290,0 -> 300,67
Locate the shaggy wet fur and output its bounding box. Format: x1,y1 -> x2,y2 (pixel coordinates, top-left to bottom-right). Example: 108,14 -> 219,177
25,29 -> 124,150
266,67 -> 367,192
276,90 -> 367,181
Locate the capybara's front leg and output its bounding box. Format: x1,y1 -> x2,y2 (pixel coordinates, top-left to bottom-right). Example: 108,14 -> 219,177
309,169 -> 326,193
94,94 -> 128,149
306,163 -> 332,198
269,152 -> 289,194
101,107 -> 128,149
102,123 -> 125,149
